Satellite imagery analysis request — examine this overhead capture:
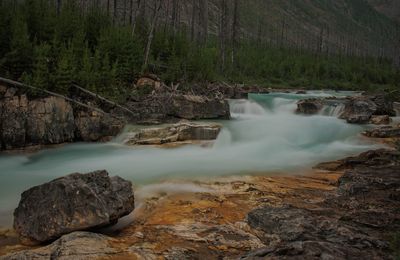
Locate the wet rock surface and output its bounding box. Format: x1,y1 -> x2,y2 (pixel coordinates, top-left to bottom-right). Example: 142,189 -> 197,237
13,170 -> 134,245
0,85 -> 124,151
244,149 -> 400,259
364,124 -> 400,138
1,232 -> 122,260
2,149 -> 399,259
370,115 -> 392,125
339,94 -> 395,124
125,122 -> 222,145
296,98 -> 323,114
314,148 -> 400,171
125,94 -> 230,124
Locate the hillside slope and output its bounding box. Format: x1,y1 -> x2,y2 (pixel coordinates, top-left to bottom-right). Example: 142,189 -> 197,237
112,0 -> 398,59
368,0 -> 400,23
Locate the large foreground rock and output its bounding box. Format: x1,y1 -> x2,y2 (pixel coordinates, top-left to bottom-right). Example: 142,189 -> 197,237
13,170 -> 134,245
125,122 -> 222,145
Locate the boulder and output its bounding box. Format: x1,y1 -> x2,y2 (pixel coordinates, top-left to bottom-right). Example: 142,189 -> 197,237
0,85 -> 125,150
244,149 -> 400,259
169,95 -> 230,120
0,94 -> 29,149
370,94 -> 396,116
13,170 -> 134,245
296,98 -> 323,114
295,90 -> 307,94
136,74 -> 163,92
1,232 -> 120,260
245,205 -> 387,259
74,110 -> 124,142
126,94 -> 230,123
26,96 -> 76,145
314,149 -> 400,171
0,94 -> 76,150
339,95 -> 395,124
369,115 -> 391,125
125,122 -> 222,145
363,125 -> 400,138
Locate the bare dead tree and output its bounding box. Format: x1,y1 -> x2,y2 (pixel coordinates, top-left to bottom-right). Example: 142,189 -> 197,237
199,0 -> 208,44
56,0 -> 62,15
231,0 -> 239,66
190,0 -> 197,41
143,0 -> 162,72
113,0 -> 117,24
219,0 -> 228,72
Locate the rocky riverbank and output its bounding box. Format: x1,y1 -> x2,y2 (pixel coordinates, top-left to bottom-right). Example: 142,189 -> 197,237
296,93 -> 397,125
1,146 -> 399,259
0,84 -> 124,151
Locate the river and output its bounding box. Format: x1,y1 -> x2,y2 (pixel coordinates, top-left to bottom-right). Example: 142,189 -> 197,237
0,91 -> 382,227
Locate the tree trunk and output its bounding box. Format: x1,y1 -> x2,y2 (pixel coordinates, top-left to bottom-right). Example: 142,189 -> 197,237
132,0 -> 142,35
231,0 -> 239,66
143,0 -> 162,72
113,0 -> 117,24
129,0 -> 133,25
56,0 -> 62,15
219,0 -> 228,72
200,0 -> 208,44
171,0 -> 179,36
190,0 -> 196,41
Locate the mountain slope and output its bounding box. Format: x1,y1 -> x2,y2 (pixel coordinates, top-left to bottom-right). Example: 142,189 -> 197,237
368,0 -> 400,23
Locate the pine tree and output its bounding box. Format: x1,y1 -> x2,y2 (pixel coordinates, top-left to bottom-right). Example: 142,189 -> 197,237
79,46 -> 95,91
32,43 -> 51,89
1,13 -> 33,80
53,45 -> 75,93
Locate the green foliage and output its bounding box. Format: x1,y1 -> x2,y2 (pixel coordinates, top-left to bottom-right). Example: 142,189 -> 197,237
0,0 -> 398,101
54,45 -> 75,93
1,12 -> 33,80
391,232 -> 400,260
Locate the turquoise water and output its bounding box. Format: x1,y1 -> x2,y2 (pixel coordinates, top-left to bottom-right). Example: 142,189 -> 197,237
0,91 -> 380,227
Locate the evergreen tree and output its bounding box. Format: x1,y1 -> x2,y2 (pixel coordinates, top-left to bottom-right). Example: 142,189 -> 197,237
32,43 -> 51,89
53,45 -> 75,93
1,13 -> 33,80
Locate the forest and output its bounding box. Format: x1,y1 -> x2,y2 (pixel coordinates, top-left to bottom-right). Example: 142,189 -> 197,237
0,0 -> 399,100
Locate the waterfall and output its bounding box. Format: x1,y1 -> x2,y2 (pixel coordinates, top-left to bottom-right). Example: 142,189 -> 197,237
394,102 -> 400,117
319,104 -> 345,117
213,129 -> 232,149
0,91 -> 379,227
229,99 -> 267,118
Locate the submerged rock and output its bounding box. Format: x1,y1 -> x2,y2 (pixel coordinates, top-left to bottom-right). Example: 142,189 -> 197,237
125,122 -> 222,145
2,232 -> 120,260
13,170 -> 134,245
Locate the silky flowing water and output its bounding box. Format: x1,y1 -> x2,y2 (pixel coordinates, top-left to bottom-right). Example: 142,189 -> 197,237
0,91 -> 382,227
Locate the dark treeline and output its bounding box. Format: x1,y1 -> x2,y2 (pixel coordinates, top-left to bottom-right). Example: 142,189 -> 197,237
0,0 -> 399,100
